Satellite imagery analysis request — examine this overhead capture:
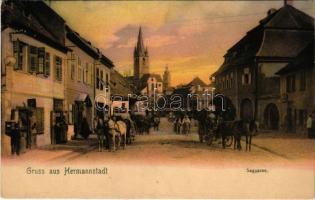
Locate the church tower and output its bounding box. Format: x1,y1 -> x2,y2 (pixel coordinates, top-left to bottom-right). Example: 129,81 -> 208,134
134,27 -> 149,80
163,65 -> 171,91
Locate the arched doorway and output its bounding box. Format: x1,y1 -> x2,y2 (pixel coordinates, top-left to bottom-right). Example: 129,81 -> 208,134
240,99 -> 253,120
264,103 -> 279,130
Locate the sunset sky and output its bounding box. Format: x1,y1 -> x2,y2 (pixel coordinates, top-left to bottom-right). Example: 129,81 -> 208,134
51,1 -> 314,86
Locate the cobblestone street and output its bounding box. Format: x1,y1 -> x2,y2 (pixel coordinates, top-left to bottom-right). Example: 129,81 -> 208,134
3,118 -> 315,169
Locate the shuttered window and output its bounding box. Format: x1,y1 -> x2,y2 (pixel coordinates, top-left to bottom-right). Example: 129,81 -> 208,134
37,47 -> 45,74
29,46 -> 38,73
54,56 -> 62,81
100,70 -> 104,90
96,68 -> 100,89
13,40 -> 23,70
71,63 -> 75,80
45,52 -> 50,76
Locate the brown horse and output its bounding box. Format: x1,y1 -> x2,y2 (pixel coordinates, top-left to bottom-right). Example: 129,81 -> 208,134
233,120 -> 257,151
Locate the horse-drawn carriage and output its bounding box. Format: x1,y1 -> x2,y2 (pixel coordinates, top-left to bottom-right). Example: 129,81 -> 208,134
198,116 -> 233,148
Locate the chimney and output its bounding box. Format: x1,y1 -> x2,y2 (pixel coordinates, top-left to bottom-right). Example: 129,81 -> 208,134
267,8 -> 277,16
284,0 -> 294,6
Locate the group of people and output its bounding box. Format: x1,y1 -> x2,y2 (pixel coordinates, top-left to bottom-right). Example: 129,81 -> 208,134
7,110 -> 37,156
173,114 -> 192,135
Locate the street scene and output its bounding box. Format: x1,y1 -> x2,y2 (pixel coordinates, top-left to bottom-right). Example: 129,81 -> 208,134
3,117 -> 315,168
1,0 -> 315,198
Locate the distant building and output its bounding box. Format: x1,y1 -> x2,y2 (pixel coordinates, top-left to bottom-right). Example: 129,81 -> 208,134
211,4 -> 314,131
163,65 -> 171,93
110,69 -> 134,115
134,27 -> 149,80
131,27 -> 164,98
172,77 -> 210,111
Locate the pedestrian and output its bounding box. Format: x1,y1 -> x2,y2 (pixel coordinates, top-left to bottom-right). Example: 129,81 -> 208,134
95,116 -> 105,152
306,114 -> 313,138
11,122 -> 21,156
29,111 -> 37,149
103,115 -> 110,150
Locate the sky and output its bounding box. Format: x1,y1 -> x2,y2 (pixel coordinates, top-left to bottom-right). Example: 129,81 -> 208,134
51,1 -> 314,86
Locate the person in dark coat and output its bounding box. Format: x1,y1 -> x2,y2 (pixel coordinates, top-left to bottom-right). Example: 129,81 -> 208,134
80,117 -> 91,139
11,122 -> 21,155
103,115 -> 110,149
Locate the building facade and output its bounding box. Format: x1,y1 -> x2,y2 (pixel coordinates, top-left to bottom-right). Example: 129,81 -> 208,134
212,4 -> 314,131
276,43 -> 315,133
1,1 -> 68,155
1,0 -> 114,155
65,26 -> 113,138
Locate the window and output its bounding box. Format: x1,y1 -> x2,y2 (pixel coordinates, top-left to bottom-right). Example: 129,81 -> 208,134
286,74 -> 296,93
78,57 -> 81,66
29,46 -> 38,73
78,67 -> 82,82
37,47 -> 45,74
100,70 -> 104,90
242,68 -> 251,85
13,40 -> 24,70
54,56 -> 62,81
105,73 -> 109,87
71,63 -> 75,80
300,71 -> 306,91
96,68 -> 100,89
44,52 -> 50,76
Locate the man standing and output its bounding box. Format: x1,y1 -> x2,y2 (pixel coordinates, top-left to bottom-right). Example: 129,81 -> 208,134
29,111 -> 37,149
306,114 -> 313,138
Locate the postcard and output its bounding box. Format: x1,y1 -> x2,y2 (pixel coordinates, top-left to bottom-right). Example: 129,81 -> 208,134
1,0 -> 315,198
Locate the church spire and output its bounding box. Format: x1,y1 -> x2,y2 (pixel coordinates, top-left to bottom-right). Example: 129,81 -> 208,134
136,26 -> 145,55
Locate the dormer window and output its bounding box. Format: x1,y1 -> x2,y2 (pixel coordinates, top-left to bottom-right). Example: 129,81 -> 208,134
242,68 -> 251,85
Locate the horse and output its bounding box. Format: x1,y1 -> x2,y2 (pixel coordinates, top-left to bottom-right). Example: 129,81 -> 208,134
124,118 -> 136,144
182,117 -> 191,135
232,119 -> 257,151
115,120 -> 127,149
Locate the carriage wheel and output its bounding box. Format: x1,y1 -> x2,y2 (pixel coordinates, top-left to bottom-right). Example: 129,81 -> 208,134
224,136 -> 233,147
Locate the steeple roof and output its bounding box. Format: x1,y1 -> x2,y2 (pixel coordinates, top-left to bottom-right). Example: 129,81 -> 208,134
135,26 -> 147,56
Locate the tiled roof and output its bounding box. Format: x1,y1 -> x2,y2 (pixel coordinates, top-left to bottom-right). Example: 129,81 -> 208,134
276,42 -> 314,75
186,77 -> 207,87
2,0 -> 68,52
213,5 -> 314,77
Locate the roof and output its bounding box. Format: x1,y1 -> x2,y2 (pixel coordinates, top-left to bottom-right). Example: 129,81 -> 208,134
66,26 -> 114,68
213,5 -> 314,77
276,42 -> 314,75
137,73 -> 163,91
1,0 -> 68,52
186,77 -> 207,87
172,86 -> 191,96
110,70 -> 133,97
262,5 -> 314,30
256,29 -> 313,58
